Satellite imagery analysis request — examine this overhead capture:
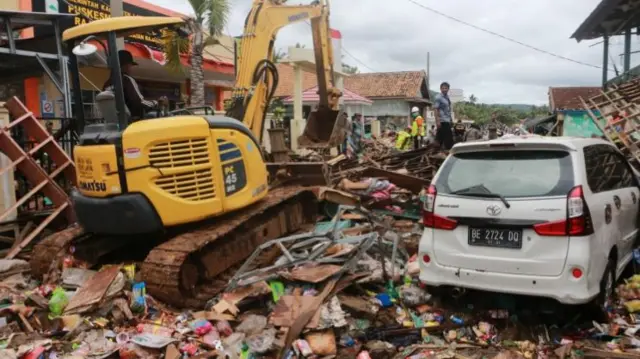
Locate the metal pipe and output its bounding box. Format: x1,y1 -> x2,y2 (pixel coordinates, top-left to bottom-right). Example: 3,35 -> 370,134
67,40 -> 85,133
107,31 -> 127,130
603,35 -> 609,86
624,28 -> 632,77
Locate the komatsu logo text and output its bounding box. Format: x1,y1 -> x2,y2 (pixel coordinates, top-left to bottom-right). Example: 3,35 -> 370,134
288,12 -> 309,22
79,180 -> 107,192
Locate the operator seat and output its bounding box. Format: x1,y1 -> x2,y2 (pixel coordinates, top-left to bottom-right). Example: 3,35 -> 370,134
95,90 -> 131,125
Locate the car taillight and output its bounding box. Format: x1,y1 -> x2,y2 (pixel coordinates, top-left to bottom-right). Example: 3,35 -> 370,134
423,185 -> 458,230
533,185 -> 593,236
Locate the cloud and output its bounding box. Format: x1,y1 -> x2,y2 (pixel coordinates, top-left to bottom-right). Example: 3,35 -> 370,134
149,0 -> 612,104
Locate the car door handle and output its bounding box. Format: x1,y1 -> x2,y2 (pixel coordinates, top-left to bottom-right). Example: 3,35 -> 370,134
605,204 -> 612,224
632,192 -> 637,204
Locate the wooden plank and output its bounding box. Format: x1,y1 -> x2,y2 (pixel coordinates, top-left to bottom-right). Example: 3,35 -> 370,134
5,203 -> 67,259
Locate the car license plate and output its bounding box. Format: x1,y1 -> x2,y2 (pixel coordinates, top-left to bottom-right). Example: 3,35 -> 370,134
468,228 -> 522,249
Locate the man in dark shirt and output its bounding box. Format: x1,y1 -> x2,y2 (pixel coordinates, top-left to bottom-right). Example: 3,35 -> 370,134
103,50 -> 166,121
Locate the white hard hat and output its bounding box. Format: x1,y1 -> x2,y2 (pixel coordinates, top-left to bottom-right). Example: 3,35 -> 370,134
411,106 -> 419,113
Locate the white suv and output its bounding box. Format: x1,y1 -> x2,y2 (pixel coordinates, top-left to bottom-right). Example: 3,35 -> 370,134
419,136 -> 639,307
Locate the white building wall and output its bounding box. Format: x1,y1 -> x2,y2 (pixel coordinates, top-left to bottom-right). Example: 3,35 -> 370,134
368,99 -> 410,117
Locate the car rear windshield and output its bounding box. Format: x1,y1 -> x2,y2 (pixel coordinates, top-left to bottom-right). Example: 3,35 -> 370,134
434,150 -> 574,198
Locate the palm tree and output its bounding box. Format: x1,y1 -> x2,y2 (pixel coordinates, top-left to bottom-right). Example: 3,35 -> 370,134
164,0 -> 230,106
469,94 -> 477,104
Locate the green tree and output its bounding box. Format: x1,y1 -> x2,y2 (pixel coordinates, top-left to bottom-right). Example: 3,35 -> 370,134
164,0 -> 230,106
469,94 -> 477,104
452,101 -> 539,125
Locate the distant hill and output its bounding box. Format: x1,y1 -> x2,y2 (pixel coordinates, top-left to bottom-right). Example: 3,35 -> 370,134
426,91 -> 547,114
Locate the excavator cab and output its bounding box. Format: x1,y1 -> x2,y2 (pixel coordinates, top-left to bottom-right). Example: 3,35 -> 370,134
66,17 -> 186,130
64,17 -> 270,236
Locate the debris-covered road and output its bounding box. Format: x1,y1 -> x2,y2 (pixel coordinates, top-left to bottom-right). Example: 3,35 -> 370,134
3,138 -> 640,359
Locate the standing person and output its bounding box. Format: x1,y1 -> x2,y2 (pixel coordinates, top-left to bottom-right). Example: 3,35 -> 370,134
351,113 -> 364,155
434,82 -> 454,150
410,107 -> 425,149
341,113 -> 352,155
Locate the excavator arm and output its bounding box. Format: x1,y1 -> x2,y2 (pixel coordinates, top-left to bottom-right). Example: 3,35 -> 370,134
225,0 -> 342,144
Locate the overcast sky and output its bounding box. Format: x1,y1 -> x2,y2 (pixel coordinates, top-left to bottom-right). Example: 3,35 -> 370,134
149,0 -> 625,105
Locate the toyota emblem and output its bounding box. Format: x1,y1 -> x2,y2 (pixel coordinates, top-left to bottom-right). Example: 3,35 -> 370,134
486,204 -> 502,216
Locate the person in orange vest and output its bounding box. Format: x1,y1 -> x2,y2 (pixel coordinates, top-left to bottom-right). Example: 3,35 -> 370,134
410,107 -> 425,149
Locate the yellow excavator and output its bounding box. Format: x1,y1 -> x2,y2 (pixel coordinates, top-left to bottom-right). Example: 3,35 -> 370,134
30,0 -> 345,308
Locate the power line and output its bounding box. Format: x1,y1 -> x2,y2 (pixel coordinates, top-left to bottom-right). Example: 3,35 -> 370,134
341,47 -> 376,72
299,20 -> 377,72
404,0 -> 615,72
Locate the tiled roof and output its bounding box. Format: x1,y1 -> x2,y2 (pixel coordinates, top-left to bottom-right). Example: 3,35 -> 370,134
274,64 -> 320,98
274,64 -> 427,99
282,86 -> 373,104
548,86 -> 602,111
344,71 -> 426,98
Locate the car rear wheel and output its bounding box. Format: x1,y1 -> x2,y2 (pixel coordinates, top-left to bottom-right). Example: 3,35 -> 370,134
596,258 -> 616,315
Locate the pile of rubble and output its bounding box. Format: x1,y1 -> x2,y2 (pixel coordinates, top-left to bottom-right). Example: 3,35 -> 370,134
6,137 -> 640,359
291,138 -> 446,185
2,206 -> 640,358
271,138 -> 446,219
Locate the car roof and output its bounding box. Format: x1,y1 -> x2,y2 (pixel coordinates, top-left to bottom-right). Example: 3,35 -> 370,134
451,135 -> 614,154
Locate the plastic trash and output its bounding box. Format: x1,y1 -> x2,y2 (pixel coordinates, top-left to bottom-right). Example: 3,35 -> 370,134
400,286 -> 431,307
123,264 -> 136,282
202,329 -> 221,347
180,343 -> 198,356
374,293 -> 393,307
130,333 -> 176,349
269,281 -> 285,302
450,315 -> 464,325
293,339 -> 313,356
48,287 -> 68,317
130,282 -> 146,313
216,320 -> 233,337
189,319 -> 213,336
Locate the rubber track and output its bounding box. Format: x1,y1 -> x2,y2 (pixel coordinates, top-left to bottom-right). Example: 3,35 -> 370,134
30,225 -> 85,282
140,186 -> 318,308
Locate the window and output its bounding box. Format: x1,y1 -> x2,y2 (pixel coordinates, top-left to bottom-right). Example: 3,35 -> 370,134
434,150 -> 575,198
584,144 -> 636,193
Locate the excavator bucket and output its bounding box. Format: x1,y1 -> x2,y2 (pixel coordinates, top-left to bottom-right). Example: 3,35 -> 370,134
298,107 -> 348,149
